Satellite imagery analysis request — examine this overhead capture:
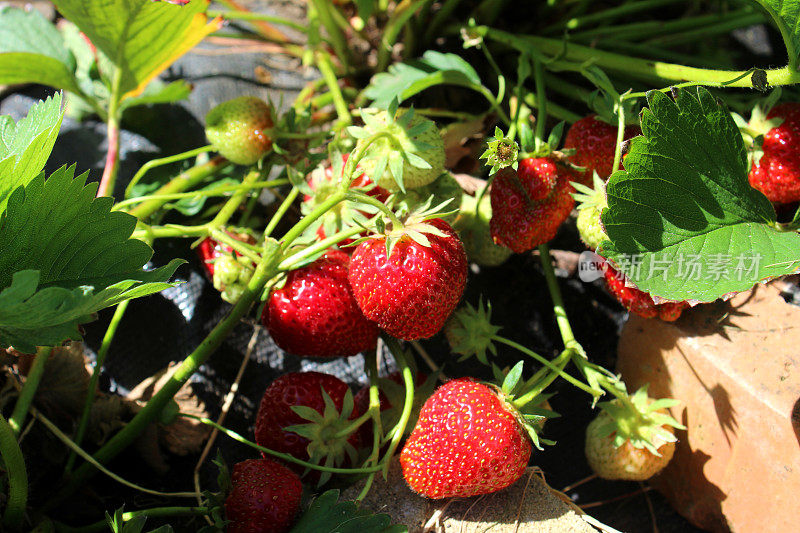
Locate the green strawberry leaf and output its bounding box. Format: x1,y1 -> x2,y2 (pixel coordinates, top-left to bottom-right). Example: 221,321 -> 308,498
0,166 -> 182,352
599,87 -> 800,303
364,50 -> 483,109
749,0 -> 800,70
0,6 -> 82,94
52,0 -> 220,98
0,93 -> 64,214
289,490 -> 407,533
119,79 -> 193,111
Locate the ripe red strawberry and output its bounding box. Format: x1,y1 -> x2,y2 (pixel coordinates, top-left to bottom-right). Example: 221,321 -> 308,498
400,378 -> 531,498
603,263 -> 688,321
564,115 -> 641,184
747,102 -> 800,203
584,388 -> 682,481
254,372 -> 362,478
489,159 -> 575,253
348,218 -> 467,340
262,250 -> 378,358
303,155 -> 390,249
205,96 -> 274,165
224,458 -> 302,533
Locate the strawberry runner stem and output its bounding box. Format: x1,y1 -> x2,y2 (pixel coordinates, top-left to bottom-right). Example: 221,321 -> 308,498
114,179 -> 289,212
180,414 -> 384,474
0,413 -> 27,531
55,506 -> 209,533
9,346 -> 52,435
65,300 -> 130,475
124,145 -> 214,199
379,335 -> 417,476
356,348 -> 386,502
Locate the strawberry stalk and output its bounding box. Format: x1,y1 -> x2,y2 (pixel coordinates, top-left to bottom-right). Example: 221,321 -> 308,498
124,145 -> 214,199
0,413 -> 26,531
264,187 -> 301,238
379,336 -> 417,475
55,506 -> 209,533
8,346 -> 52,435
477,26 -> 800,87
65,301 -> 130,475
180,414 -> 384,474
315,50 -> 352,126
355,348 -> 386,502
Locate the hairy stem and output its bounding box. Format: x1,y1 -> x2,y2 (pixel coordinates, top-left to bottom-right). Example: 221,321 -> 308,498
9,346 -> 52,435
65,301 -> 130,474
0,413 -> 27,531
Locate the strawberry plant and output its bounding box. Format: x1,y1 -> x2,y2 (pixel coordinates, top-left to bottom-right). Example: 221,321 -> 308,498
0,0 -> 797,531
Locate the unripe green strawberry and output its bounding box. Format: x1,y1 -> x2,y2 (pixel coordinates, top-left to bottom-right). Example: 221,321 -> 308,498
572,173 -> 608,250
205,96 -> 275,165
585,388 -> 683,481
213,255 -> 254,304
355,108 -> 445,191
455,194 -> 512,266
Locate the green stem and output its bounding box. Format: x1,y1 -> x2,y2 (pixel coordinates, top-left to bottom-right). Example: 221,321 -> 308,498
357,349 -> 384,502
278,225 -> 364,271
124,146 -> 213,199
34,409 -> 196,499
264,187 -> 300,238
492,336 -> 598,395
9,346 -> 52,435
97,69 -> 122,198
645,12 -> 766,46
127,157 -> 231,219
54,506 -> 209,533
65,301 -> 130,474
210,169 -> 264,227
551,0 -> 683,32
115,179 -> 287,211
379,336 -> 415,476
315,50 -> 351,126
521,92 -> 582,124
533,59 -> 548,146
478,25 -> 800,88
377,0 -> 430,71
346,191 -> 403,228
279,191 -> 347,253
47,238 -> 284,509
611,97 -> 627,176
309,0 -> 352,70
209,229 -> 262,263
207,9 -> 308,32
182,414 -> 384,474
512,348 -> 573,408
537,244 -> 577,349
0,413 -> 27,531
133,223 -> 209,241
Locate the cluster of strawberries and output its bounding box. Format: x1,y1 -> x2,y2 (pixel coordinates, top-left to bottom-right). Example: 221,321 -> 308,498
198,102 -> 762,532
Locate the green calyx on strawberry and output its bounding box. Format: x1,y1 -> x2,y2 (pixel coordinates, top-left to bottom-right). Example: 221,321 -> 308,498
390,171 -> 464,224
400,376 -> 543,499
573,172 -> 609,250
348,104 -> 445,192
480,127 -> 520,175
444,298 -> 500,365
348,203 -> 468,340
454,193 -> 513,266
490,157 -> 575,253
205,96 -> 275,165
301,155 -> 389,249
585,385 -> 684,481
254,372 -> 363,486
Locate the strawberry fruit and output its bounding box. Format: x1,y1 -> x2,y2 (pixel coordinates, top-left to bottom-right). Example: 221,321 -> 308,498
348,218 -> 467,340
255,372 -> 362,481
490,158 -> 575,253
747,102 -> 800,203
400,378 -> 531,498
563,114 -> 640,184
585,388 -> 683,481
205,96 -> 274,165
224,458 -> 302,533
603,263 -> 688,321
263,250 -> 378,358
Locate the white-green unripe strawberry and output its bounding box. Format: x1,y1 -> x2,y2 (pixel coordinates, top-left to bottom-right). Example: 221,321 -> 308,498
354,107 -> 445,191
213,255 -> 255,304
455,194 -> 512,267
205,96 -> 275,165
393,172 -> 463,223
573,172 -> 609,250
